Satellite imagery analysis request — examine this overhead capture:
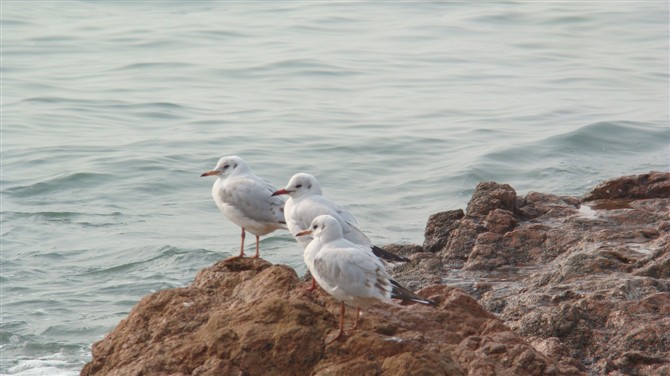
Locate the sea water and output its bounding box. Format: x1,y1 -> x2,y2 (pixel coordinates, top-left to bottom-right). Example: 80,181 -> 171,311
1,2 -> 668,374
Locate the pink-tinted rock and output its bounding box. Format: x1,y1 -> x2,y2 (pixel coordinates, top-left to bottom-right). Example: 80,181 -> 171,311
399,172 -> 670,375
583,171 -> 670,201
442,218 -> 485,263
423,209 -> 464,253
518,192 -> 581,220
484,209 -> 517,234
466,182 -> 517,217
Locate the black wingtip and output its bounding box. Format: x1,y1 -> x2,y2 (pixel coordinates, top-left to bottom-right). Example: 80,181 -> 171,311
416,297 -> 437,306
389,279 -> 436,306
371,245 -> 410,263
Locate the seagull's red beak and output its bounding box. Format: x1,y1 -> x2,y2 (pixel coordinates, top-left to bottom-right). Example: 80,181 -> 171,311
200,170 -> 219,177
271,189 -> 290,196
295,229 -> 312,237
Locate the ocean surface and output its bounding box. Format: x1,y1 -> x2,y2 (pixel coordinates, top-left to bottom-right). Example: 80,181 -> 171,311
1,1 -> 668,374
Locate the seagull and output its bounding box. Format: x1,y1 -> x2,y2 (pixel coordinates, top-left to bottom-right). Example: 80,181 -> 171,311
201,156 -> 287,259
297,215 -> 434,343
271,173 -> 409,289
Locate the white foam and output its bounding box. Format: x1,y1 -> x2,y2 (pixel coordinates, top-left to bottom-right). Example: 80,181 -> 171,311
3,366 -> 77,376
627,243 -> 654,256
576,204 -> 598,220
3,352 -> 81,376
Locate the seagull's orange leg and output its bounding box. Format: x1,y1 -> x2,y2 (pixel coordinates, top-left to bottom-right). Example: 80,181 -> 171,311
225,228 -> 246,261
306,278 -> 317,291
239,228 -> 246,256
253,235 -> 260,258
326,302 -> 347,344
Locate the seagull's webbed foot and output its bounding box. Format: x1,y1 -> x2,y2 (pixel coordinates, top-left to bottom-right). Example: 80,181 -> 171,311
224,246 -> 246,261
325,328 -> 347,344
224,253 -> 245,261
326,302 -> 348,344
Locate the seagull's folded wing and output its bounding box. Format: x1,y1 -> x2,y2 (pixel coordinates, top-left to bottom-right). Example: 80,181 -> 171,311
220,178 -> 286,225
314,243 -> 393,302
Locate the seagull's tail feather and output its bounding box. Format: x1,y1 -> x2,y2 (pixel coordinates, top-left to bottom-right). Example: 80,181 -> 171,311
389,279 -> 436,306
371,245 -> 410,263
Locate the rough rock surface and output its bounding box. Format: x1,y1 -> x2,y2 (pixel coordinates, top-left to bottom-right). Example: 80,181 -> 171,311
393,171 -> 670,376
82,171 -> 669,376
81,258 -> 580,376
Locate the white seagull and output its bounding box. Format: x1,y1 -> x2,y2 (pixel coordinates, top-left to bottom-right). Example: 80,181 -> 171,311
297,215 -> 434,343
201,156 -> 287,259
271,173 -> 409,289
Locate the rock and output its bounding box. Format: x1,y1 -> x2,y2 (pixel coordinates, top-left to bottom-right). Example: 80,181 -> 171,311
417,171 -> 670,375
442,217 -> 485,264
423,209 -> 464,253
429,185 -> 513,264
633,246 -> 670,279
583,171 -> 670,201
484,209 -> 517,234
82,258 -> 580,376
387,250 -> 444,291
466,182 -> 517,217
517,192 -> 581,220
381,243 -> 424,259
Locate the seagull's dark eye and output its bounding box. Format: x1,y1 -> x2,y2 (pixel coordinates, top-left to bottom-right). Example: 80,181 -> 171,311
223,164 -> 229,169
312,224 -> 317,230
296,184 -> 303,189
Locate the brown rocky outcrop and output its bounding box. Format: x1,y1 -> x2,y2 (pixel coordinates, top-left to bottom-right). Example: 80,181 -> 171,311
82,171 -> 669,376
81,258 -> 580,376
394,171 -> 670,376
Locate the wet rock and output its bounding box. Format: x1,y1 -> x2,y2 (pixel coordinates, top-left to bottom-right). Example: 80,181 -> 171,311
424,182 -> 521,264
441,217 -> 486,264
82,258 -> 581,376
466,182 -> 517,217
422,209 -> 464,253
583,171 -> 670,201
517,192 -> 581,221
484,209 -> 517,234
387,250 -> 443,291
633,246 -> 670,279
464,225 -> 553,271
382,243 -> 423,259
420,171 -> 670,375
